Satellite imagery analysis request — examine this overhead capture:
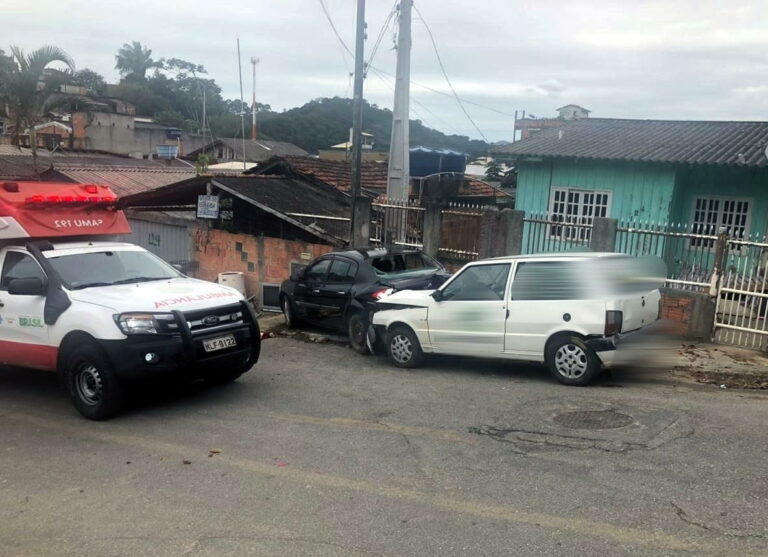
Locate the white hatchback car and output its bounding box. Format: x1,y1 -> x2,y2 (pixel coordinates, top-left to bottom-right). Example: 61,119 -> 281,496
369,253 -> 663,386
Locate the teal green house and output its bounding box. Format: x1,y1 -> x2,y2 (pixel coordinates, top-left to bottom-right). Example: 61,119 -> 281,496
496,118 -> 768,275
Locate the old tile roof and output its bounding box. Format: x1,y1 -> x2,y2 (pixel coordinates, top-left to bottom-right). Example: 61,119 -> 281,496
459,178 -> 509,198
187,138 -> 309,162
251,155 -> 388,192
496,118 -> 768,167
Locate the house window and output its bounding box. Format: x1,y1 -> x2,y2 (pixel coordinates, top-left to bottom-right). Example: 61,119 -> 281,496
548,188 -> 611,241
691,197 -> 751,248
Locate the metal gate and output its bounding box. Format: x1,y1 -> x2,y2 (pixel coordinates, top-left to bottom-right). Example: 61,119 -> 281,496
713,237 -> 768,350
124,214 -> 194,270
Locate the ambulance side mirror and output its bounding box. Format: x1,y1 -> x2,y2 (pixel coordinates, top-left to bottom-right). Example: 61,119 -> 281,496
8,277 -> 46,296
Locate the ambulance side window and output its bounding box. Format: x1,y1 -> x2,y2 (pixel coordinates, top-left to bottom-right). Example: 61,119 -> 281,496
1,252 -> 46,291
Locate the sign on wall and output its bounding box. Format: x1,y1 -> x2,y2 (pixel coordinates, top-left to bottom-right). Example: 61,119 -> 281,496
197,195 -> 219,219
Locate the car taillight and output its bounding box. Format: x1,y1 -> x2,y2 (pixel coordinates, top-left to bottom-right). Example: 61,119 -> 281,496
605,310 -> 623,336
370,288 -> 393,300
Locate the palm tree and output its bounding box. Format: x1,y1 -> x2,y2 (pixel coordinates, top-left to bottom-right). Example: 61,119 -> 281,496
115,41 -> 162,80
3,45 -> 76,176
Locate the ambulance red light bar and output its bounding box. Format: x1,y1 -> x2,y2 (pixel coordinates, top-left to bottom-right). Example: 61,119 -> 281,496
0,181 -> 131,239
24,194 -> 117,207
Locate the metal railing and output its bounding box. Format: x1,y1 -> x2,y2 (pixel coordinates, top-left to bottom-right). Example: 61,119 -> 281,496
370,198 -> 425,248
616,221 -> 720,291
714,235 -> 768,349
438,202 -> 485,260
522,212 -> 593,254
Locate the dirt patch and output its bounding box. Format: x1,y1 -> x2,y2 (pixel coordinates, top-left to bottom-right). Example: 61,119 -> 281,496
689,370 -> 768,390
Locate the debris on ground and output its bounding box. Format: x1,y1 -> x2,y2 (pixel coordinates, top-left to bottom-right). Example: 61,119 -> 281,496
673,343 -> 768,390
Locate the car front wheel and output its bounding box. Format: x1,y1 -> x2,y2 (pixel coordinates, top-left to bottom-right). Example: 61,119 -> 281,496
65,344 -> 125,420
546,335 -> 601,386
282,296 -> 298,329
347,313 -> 370,355
386,325 -> 424,368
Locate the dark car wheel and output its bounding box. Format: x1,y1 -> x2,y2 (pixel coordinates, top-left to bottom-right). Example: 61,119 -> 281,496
386,325 -> 424,368
65,344 -> 125,420
282,296 -> 298,329
347,313 -> 370,355
546,335 -> 601,386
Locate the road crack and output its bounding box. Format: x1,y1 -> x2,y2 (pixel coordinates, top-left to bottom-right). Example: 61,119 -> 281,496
671,502 -> 767,539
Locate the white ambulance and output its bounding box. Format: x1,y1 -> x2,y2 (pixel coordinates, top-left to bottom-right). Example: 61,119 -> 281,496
0,181 -> 260,419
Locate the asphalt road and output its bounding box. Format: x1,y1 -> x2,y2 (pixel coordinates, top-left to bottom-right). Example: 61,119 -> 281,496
1,337 -> 767,556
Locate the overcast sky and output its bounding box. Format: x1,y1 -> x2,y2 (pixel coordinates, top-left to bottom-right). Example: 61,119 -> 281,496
5,0 -> 768,142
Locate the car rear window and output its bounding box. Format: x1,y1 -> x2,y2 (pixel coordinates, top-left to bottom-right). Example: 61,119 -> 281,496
510,261 -> 587,300
370,252 -> 439,277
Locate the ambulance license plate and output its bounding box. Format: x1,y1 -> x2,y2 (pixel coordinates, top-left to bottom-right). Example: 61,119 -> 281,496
203,335 -> 236,352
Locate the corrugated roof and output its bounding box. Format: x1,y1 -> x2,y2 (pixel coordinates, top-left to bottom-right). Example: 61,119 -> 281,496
54,167 -> 197,198
496,118 -> 768,167
187,138 -> 309,162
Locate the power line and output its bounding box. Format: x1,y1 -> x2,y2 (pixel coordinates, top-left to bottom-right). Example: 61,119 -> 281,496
412,2 -> 488,142
319,0 -> 354,58
368,66 -> 434,129
365,0 -> 398,71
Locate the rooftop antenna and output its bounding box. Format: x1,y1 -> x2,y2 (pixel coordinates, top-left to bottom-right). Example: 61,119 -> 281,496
237,37 -> 247,171
250,57 -> 260,140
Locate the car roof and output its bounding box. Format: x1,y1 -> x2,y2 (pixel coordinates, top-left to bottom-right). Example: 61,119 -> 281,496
480,252 -> 628,263
328,247 -> 425,261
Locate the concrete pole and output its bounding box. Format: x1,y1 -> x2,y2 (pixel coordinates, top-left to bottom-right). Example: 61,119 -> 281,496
250,57 -> 259,140
386,0 -> 412,201
348,0 -> 366,243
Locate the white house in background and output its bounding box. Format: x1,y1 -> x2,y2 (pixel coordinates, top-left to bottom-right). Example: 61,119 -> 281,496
465,156 -> 511,178
556,104 -> 591,120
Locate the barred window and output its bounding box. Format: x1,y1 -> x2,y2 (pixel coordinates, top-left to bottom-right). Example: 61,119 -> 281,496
548,188 -> 611,241
690,197 -> 750,248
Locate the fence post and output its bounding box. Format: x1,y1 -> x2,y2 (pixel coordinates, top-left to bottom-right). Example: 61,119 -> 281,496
499,209 -> 524,256
591,217 -> 618,252
351,195 -> 372,247
710,227 -> 730,296
421,201 -> 443,258
478,206 -> 501,258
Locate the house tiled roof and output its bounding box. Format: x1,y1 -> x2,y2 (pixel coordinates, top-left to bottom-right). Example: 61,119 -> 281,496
496,118 -> 768,167
252,155 -> 389,192
459,178 -> 508,198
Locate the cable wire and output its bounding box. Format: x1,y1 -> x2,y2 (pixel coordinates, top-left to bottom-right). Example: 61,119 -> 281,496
412,2 -> 488,142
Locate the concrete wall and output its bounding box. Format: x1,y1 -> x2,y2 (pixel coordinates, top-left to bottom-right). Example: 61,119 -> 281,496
72,112 -> 208,158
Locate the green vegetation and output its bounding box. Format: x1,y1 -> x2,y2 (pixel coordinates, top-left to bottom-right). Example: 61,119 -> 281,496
1,40 -> 491,158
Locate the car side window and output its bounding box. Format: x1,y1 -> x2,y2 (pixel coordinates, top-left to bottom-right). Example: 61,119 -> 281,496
510,261 -> 584,300
304,259 -> 332,282
327,259 -> 357,283
440,263 -> 510,301
0,252 -> 46,291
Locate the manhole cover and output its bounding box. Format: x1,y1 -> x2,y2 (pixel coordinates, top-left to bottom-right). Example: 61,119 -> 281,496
552,410 -> 633,430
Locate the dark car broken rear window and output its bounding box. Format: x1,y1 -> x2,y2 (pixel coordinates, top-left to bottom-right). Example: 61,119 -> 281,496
370,253 -> 439,277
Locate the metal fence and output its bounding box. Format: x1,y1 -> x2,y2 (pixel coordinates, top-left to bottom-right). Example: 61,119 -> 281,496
521,212 -> 593,254
438,202 -> 485,260
370,199 -> 425,248
713,236 -> 768,349
615,221 -> 720,291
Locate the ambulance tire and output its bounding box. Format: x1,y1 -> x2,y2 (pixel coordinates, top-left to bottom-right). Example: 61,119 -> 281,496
65,344 -> 126,420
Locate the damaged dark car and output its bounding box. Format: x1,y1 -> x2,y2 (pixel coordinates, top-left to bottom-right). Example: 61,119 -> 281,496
279,247 -> 450,353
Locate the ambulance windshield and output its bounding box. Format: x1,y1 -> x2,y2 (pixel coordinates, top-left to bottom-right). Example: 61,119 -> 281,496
47,249 -> 180,290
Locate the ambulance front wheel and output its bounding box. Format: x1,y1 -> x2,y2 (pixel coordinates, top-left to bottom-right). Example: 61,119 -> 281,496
65,344 -> 126,420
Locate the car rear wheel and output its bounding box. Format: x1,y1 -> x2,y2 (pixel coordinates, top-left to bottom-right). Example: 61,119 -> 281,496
65,344 -> 125,420
347,313 -> 370,355
386,325 -> 424,368
546,335 -> 601,386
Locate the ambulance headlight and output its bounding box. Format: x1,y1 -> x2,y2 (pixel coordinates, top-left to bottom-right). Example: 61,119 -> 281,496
116,313 -> 174,335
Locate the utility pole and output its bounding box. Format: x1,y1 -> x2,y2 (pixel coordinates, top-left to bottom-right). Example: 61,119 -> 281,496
349,0 -> 366,243
236,37 -> 247,171
387,0 -> 412,200
251,57 -> 260,140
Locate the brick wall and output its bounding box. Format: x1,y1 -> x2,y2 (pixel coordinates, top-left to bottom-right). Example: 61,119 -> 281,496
660,292 -> 693,335
191,227 -> 333,304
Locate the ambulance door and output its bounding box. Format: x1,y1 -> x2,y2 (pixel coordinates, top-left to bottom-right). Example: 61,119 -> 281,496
0,249 -> 54,370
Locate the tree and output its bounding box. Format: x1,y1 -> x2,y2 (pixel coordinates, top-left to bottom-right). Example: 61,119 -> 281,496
73,68 -> 106,94
2,45 -> 76,175
115,41 -> 162,80
484,159 -> 503,181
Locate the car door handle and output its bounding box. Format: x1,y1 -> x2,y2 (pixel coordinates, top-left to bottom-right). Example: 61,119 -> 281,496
336,291 -> 346,295
312,289 -> 320,293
